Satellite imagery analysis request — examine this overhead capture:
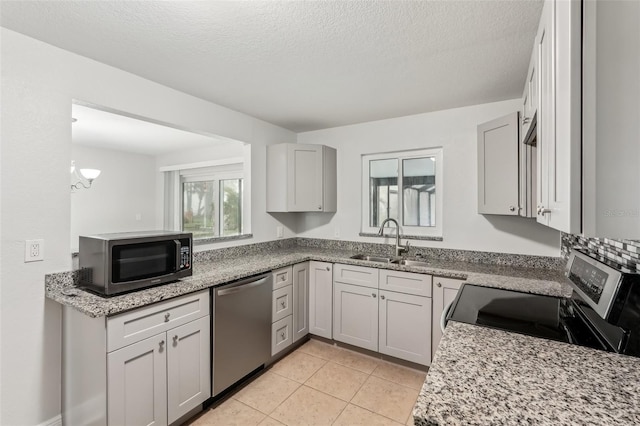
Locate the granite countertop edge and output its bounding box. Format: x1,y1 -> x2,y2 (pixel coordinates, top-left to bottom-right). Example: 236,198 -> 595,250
45,247 -> 571,318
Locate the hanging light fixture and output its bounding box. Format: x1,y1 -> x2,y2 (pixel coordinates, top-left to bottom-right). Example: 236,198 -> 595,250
70,160 -> 101,190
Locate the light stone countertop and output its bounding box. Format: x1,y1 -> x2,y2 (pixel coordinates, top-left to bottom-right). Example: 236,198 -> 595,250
45,247 -> 571,318
413,321 -> 640,426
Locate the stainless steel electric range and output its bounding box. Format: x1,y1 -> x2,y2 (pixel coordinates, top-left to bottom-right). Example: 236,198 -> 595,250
446,250 -> 640,357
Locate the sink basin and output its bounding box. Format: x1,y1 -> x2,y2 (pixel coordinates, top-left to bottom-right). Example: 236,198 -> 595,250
392,259 -> 431,267
350,254 -> 398,263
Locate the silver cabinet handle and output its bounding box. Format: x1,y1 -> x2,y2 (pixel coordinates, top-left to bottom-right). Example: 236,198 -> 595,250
380,295 -> 385,300
281,332 -> 285,340
372,293 -> 377,298
164,312 -> 170,322
173,335 -> 178,344
540,208 -> 551,216
326,267 -> 330,271
281,301 -> 286,308
159,340 -> 165,348
436,282 -> 442,288
509,206 -> 516,212
318,205 -> 322,210
281,275 -> 286,281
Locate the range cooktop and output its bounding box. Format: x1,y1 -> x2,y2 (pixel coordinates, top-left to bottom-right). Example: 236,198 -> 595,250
447,284 -> 609,351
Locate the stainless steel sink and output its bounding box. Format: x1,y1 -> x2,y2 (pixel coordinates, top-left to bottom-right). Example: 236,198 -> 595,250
392,259 -> 430,267
350,254 -> 398,263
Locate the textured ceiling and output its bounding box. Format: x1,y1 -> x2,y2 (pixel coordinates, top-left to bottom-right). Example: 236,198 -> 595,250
1,1 -> 543,132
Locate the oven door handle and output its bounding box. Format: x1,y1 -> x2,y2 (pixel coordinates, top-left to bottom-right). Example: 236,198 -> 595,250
174,240 -> 182,271
441,300 -> 454,333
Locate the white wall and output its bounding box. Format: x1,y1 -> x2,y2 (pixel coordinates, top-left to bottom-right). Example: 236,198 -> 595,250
71,145 -> 157,251
0,28 -> 295,426
297,100 -> 561,256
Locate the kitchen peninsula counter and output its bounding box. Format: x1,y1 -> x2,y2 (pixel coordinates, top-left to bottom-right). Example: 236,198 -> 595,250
46,247 -> 571,318
413,321 -> 640,425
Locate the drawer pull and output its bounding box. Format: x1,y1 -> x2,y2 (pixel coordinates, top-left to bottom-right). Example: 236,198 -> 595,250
164,312 -> 170,322
281,332 -> 286,340
281,301 -> 286,308
372,293 -> 377,298
436,282 -> 442,288
281,275 -> 286,281
380,295 -> 385,300
159,340 -> 165,349
173,335 -> 178,344
326,267 -> 330,271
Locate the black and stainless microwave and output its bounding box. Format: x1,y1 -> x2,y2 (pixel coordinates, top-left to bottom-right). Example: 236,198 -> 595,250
79,231 -> 192,297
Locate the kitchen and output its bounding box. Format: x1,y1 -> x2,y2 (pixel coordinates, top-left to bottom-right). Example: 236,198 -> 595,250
1,1 -> 639,426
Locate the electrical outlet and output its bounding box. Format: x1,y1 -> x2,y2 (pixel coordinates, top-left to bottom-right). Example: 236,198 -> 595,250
334,226 -> 340,238
276,226 -> 284,238
25,239 -> 44,262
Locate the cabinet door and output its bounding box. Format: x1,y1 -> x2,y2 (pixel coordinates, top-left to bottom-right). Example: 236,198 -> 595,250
431,277 -> 465,359
309,261 -> 333,339
287,144 -> 323,212
293,262 -> 310,342
333,282 -> 378,351
477,112 -> 520,215
378,291 -> 431,366
536,0 -> 581,232
107,334 -> 167,426
167,317 -> 211,424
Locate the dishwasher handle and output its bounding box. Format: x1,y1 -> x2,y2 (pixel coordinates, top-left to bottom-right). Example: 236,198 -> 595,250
216,275 -> 269,297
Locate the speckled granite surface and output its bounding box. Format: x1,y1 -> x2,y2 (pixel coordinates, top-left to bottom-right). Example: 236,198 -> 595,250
413,322 -> 640,425
46,245 -> 570,317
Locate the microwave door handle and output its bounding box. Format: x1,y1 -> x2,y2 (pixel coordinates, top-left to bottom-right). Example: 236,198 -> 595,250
174,240 -> 182,271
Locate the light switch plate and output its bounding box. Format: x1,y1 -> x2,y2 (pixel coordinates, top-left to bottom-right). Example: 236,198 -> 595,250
25,239 -> 44,262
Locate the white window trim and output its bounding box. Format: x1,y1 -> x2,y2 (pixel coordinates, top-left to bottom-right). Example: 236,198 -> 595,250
361,147 -> 443,238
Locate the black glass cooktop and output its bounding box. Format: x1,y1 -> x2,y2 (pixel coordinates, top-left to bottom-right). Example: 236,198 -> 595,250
447,284 -> 611,351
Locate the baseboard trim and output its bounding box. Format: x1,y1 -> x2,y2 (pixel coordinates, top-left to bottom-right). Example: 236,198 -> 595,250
38,414 -> 62,426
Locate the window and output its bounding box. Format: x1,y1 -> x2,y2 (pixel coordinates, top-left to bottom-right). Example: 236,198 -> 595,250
164,161 -> 246,240
361,148 -> 443,238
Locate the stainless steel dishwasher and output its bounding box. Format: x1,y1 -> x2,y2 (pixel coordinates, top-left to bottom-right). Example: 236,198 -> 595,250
212,273 -> 272,396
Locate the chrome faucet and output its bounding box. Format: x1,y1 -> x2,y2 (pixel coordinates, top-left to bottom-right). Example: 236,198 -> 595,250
377,218 -> 410,257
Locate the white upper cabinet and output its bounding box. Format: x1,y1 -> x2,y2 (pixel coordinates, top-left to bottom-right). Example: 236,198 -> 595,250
535,0 -> 581,233
266,143 -> 337,212
477,112 -> 521,216
521,47 -> 538,143
582,0 -> 640,239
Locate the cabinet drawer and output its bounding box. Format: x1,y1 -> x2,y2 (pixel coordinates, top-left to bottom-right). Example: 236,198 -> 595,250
107,289 -> 209,352
379,270 -> 432,297
273,266 -> 293,290
272,285 -> 293,322
333,264 -> 379,289
271,315 -> 293,356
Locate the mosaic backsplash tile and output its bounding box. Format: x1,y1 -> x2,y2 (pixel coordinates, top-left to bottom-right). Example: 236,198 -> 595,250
561,233 -> 640,272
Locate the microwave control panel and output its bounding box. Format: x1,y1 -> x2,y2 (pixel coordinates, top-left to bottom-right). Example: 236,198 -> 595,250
180,244 -> 191,269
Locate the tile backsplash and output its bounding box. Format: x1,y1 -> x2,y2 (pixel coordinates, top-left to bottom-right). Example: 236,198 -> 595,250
561,233 -> 640,272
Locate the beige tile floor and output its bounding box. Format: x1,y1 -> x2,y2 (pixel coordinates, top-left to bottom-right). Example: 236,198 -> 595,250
188,339 -> 426,426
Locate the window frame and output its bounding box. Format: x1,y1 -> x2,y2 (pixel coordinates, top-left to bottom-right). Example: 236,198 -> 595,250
361,148 -> 443,238
178,166 -> 244,239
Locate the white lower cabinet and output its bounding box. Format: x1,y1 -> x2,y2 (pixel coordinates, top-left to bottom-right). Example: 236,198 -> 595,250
309,261 -> 333,339
332,264 -> 434,366
292,262 -> 310,342
166,317 -> 211,423
333,282 -> 379,351
107,303 -> 211,426
431,277 -> 465,359
63,289 -> 211,426
108,333 -> 167,426
378,290 -> 431,366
